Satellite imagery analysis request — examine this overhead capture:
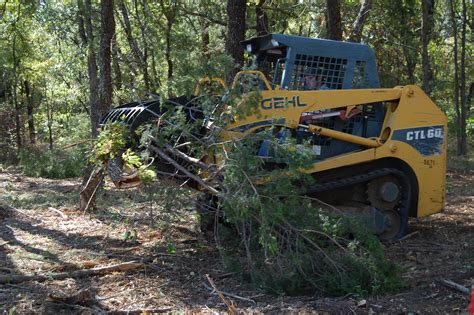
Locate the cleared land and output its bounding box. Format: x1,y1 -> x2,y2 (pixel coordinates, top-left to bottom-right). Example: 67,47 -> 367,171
0,164 -> 472,313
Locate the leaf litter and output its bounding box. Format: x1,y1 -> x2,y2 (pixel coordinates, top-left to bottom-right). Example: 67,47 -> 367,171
0,168 -> 472,313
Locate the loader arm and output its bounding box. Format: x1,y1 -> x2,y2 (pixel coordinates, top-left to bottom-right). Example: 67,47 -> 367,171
222,87 -> 403,137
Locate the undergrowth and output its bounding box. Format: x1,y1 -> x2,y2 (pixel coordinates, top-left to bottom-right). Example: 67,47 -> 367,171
19,146 -> 87,178
18,113 -> 91,179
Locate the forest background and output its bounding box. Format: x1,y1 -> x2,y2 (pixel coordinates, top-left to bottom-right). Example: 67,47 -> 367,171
0,0 -> 472,175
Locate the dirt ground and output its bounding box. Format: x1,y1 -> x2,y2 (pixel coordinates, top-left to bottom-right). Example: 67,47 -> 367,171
0,164 -> 472,314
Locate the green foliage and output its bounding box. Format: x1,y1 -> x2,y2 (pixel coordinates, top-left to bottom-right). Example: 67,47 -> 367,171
166,242 -> 177,254
122,148 -> 157,183
16,113 -> 91,178
19,146 -> 86,178
1,0 -> 472,162
91,122 -> 130,164
217,132 -> 404,296
91,122 -> 157,183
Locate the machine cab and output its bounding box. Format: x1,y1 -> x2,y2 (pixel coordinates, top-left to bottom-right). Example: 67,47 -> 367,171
236,34 -> 385,161
241,34 -> 380,90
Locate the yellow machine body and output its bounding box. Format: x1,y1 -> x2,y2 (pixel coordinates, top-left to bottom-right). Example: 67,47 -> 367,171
218,72 -> 447,218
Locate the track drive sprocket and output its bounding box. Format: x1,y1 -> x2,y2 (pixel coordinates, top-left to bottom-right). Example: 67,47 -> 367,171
367,175 -> 401,211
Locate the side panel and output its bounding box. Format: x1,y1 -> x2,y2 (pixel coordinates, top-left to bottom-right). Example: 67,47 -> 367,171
376,86 -> 447,217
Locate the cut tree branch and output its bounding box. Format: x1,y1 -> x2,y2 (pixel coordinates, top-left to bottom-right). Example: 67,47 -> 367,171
148,144 -> 219,195
439,279 -> 470,295
0,261 -> 143,284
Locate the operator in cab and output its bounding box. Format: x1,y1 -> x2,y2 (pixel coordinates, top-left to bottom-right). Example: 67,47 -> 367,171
304,68 -> 329,90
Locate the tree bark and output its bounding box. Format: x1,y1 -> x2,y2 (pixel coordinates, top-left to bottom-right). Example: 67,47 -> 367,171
165,16 -> 174,80
402,45 -> 416,84
43,84 -> 54,151
98,0 -> 115,124
325,0 -> 342,40
349,0 -> 372,42
225,0 -> 247,82
0,261 -> 143,284
12,31 -> 21,152
23,80 -> 35,145
138,0 -> 151,91
201,18 -> 210,61
47,101 -> 53,150
117,0 -> 149,90
150,51 -> 160,89
78,0 -> 100,138
459,0 -> 468,155
111,35 -> 122,90
256,0 -> 268,36
421,0 -> 434,95
449,0 -> 463,156
158,1 -> 176,84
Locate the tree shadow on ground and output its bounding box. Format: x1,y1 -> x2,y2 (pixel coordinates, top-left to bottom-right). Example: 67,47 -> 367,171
1,169 -> 472,313
0,211 -> 125,313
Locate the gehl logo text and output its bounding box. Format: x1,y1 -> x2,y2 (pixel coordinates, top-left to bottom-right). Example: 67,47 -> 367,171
261,96 -> 307,110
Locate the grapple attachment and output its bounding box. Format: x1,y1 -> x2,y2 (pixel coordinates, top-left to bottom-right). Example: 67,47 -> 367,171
98,95 -> 204,190
100,96 -> 197,130
100,99 -> 162,129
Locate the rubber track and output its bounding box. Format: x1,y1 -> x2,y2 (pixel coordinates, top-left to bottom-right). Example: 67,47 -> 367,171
305,168 -> 411,240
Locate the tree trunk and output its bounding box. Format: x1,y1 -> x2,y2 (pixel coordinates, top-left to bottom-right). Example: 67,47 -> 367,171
98,0 -> 115,121
349,0 -> 372,42
459,0 -> 468,155
138,0 -> 151,91
421,0 -> 434,95
111,35 -> 122,90
449,0 -> 462,156
150,52 -> 160,89
12,32 -> 21,152
47,103 -> 53,150
402,45 -> 416,84
225,0 -> 247,82
256,0 -> 268,36
78,0 -> 100,138
165,16 -> 174,80
117,0 -> 149,90
23,80 -> 36,145
43,84 -> 54,151
201,18 -> 210,61
325,0 -> 342,40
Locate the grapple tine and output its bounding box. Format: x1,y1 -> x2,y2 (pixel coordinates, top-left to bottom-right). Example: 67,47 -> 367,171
101,111 -> 114,124
127,107 -> 145,125
126,107 -> 143,120
110,109 -> 126,123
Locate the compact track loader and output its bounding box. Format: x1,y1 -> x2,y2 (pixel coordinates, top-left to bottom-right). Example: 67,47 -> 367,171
100,34 -> 447,240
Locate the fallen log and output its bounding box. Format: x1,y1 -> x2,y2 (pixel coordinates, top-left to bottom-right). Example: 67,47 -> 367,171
439,279 -> 470,295
47,288 -> 93,305
0,261 -> 143,284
